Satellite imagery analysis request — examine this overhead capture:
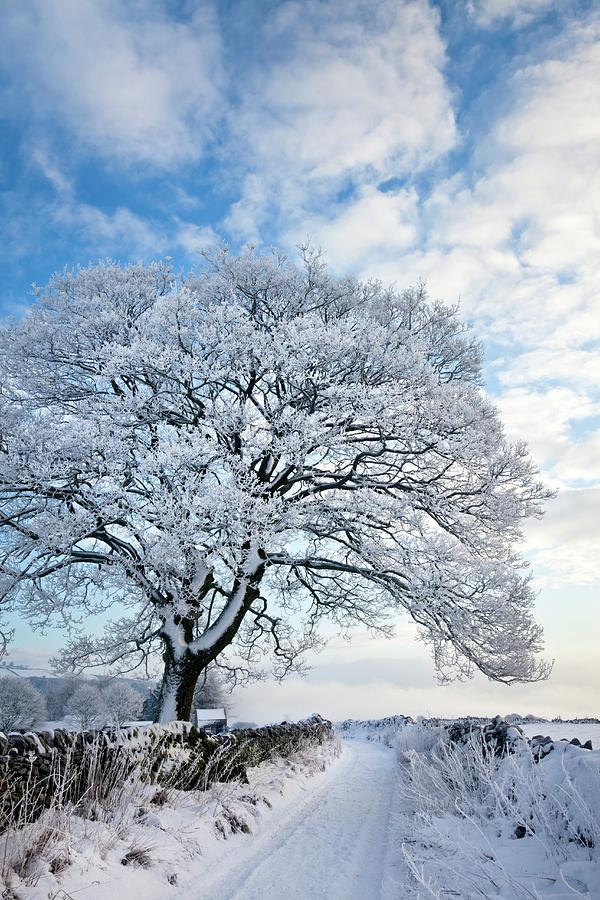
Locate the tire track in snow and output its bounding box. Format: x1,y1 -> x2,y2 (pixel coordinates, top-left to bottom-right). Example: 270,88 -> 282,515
192,740 -> 398,900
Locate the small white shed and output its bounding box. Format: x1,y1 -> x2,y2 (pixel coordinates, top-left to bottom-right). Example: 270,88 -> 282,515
195,707 -> 228,734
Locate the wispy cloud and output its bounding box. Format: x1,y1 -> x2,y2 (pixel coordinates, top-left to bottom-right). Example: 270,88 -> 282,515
267,9 -> 600,588
224,0 -> 456,240
525,487 -> 600,585
55,202 -> 166,256
175,222 -> 219,256
468,0 -> 559,29
553,431 -> 600,483
23,146 -> 166,257
496,387 -> 599,471
19,146 -> 222,263
1,0 -> 223,168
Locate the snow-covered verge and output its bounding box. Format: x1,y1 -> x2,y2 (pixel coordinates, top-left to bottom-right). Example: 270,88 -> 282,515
0,722 -> 339,899
395,721 -> 600,897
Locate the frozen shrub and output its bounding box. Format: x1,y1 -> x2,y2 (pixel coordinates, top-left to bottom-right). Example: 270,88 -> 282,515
0,676 -> 47,732
65,684 -> 106,731
101,682 -> 143,727
396,723 -> 441,756
397,721 -> 600,897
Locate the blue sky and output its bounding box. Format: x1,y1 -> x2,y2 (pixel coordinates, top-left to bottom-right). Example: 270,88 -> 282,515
1,0 -> 599,721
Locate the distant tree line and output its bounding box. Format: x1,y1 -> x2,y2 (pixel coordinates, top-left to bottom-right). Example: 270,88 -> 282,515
0,674 -> 146,731
0,666 -> 232,732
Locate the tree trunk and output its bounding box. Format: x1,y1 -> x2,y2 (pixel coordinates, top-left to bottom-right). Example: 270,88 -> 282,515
155,646 -> 207,724
155,548 -> 268,723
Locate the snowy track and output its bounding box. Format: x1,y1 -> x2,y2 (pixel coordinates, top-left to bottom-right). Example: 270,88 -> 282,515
189,741 -> 399,900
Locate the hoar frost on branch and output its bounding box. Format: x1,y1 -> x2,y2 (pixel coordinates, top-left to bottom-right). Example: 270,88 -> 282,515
0,248 -> 552,721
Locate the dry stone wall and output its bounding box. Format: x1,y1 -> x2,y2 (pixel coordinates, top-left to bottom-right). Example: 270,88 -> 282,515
447,714 -> 594,757
0,714 -> 333,828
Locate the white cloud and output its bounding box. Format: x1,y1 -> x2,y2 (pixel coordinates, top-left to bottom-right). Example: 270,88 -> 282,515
468,0 -> 556,28
226,0 -> 456,240
495,387 -> 599,469
1,0 -> 223,168
175,222 -> 219,257
525,487 -> 600,585
313,17 -> 600,347
222,174 -> 271,243
55,201 -> 166,256
554,429 -> 600,483
292,186 -> 420,271
24,143 -> 222,263
12,143 -> 166,261
500,348 -> 600,390
29,145 -> 73,194
267,13 -> 600,590
303,17 -> 600,368
255,0 -> 455,178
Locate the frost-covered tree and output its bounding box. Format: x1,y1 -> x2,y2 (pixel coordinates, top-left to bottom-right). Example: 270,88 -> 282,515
193,667 -> 229,713
0,676 -> 47,732
65,684 -> 106,731
0,249 -> 551,722
141,686 -> 161,722
101,681 -> 142,727
44,675 -> 77,720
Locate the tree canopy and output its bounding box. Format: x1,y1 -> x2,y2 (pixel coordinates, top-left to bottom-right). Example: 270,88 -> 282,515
0,248 -> 551,720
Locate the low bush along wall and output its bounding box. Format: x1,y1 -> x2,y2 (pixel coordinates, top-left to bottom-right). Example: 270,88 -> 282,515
0,714 -> 334,829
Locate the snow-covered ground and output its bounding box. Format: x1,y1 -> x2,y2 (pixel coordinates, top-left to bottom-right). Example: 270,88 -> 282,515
395,725 -> 600,897
520,721 -> 600,744
194,740 -> 401,900
4,717 -> 600,898
2,739 -> 342,899
3,737 -> 410,900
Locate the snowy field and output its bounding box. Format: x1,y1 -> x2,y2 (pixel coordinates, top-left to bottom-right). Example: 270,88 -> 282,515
520,721 -> 600,744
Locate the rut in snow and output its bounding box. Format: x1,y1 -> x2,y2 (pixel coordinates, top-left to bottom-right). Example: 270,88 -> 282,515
186,741 -> 403,900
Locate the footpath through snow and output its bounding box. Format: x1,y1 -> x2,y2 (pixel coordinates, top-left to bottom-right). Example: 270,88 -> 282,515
178,740 -> 402,900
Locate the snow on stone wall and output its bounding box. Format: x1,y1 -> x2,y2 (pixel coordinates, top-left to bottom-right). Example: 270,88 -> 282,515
0,715 -> 334,827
